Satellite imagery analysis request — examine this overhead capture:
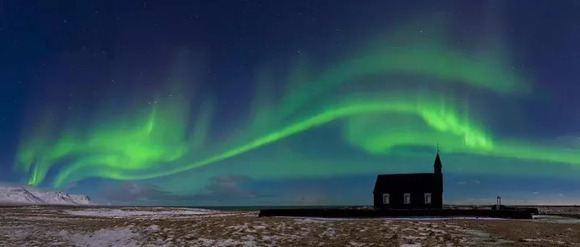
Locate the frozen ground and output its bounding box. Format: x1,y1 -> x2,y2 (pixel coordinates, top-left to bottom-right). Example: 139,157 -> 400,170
0,206 -> 579,246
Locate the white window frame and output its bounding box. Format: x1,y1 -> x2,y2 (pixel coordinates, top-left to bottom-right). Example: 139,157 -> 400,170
404,193 -> 411,204
424,193 -> 432,204
382,193 -> 390,204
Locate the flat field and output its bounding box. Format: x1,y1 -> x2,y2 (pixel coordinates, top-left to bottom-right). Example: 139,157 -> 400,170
0,206 -> 579,246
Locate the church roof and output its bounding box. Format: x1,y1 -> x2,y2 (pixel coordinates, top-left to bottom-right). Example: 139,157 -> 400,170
373,152 -> 443,194
373,173 -> 441,193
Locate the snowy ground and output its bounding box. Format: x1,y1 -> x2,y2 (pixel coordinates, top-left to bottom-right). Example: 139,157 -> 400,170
0,206 -> 579,246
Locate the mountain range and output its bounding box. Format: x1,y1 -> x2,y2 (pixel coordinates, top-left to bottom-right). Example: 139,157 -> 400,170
0,185 -> 93,205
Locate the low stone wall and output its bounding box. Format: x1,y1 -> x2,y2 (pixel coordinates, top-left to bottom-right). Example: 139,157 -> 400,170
258,208 -> 533,219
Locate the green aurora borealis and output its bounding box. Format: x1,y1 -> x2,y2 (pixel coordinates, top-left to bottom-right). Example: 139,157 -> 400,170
11,13 -> 580,202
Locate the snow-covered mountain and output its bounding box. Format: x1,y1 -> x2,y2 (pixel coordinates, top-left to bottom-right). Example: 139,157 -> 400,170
0,185 -> 94,205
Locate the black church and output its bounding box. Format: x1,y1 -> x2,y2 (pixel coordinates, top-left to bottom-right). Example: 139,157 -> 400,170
373,152 -> 443,209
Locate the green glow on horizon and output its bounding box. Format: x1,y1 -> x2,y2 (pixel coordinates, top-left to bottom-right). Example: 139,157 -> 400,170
51,92 -> 493,186
13,18 -> 580,189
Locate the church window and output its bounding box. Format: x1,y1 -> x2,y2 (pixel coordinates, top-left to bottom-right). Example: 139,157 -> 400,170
382,193 -> 390,204
424,193 -> 432,204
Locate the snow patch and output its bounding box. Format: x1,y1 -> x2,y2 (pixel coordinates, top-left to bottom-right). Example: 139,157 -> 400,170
520,238 -> 566,244
65,208 -> 222,218
533,215 -> 580,224
349,241 -> 366,247
146,225 -> 160,231
320,228 -> 337,238
59,227 -> 140,247
195,237 -> 257,247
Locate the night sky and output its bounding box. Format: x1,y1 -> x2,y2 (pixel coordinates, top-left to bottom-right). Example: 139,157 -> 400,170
1,0 -> 580,206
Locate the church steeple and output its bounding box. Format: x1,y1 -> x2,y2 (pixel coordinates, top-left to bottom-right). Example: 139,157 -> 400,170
434,145 -> 442,174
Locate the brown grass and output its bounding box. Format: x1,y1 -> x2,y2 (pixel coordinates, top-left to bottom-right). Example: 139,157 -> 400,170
1,206 -> 579,246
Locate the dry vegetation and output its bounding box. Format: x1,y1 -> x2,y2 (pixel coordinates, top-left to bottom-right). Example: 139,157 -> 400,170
0,206 -> 579,246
